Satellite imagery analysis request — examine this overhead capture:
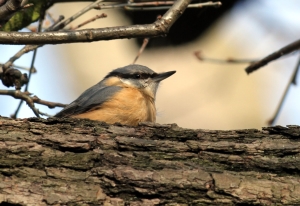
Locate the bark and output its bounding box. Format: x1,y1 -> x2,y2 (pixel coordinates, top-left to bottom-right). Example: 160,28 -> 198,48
0,116 -> 300,205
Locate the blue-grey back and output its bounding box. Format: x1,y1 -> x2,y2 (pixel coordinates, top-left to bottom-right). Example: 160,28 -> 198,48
55,80 -> 122,117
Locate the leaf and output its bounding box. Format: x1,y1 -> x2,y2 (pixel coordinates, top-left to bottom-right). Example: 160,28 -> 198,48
1,0 -> 46,32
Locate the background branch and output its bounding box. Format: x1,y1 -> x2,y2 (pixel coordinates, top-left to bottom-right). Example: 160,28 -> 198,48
268,54 -> 300,125
132,38 -> 149,64
245,39 -> 300,74
0,0 -> 198,45
93,1 -> 221,11
194,51 -> 257,64
11,10 -> 44,118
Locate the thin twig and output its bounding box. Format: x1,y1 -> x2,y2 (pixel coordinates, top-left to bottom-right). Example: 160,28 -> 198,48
53,0 -> 104,30
46,11 -> 56,24
93,1 -> 221,10
0,0 -> 196,45
0,89 -> 66,117
21,3 -> 33,9
47,15 -> 65,30
245,39 -> 300,74
11,5 -> 45,118
267,55 -> 300,126
72,13 -> 107,30
132,38 -> 149,64
194,51 -> 257,64
0,90 -> 66,108
0,15 -> 64,74
0,1 -> 104,73
31,95 -> 67,108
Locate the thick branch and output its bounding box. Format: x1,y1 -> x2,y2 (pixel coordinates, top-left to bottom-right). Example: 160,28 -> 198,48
0,0 -> 24,26
0,0 -> 192,45
1,117 -> 300,205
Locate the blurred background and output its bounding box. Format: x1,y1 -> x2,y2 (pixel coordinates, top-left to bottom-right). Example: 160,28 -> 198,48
1,0 -> 300,129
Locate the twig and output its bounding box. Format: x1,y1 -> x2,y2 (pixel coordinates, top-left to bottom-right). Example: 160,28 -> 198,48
0,0 -> 103,73
11,5 -> 45,118
93,1 -> 221,11
47,15 -> 65,30
46,11 -> 56,24
31,95 -> 67,108
21,3 -> 33,9
0,15 -> 64,74
52,0 -> 104,30
0,0 -> 194,45
245,39 -> 300,74
267,55 -> 300,126
194,51 -> 257,64
72,13 -> 107,30
0,89 -> 66,117
132,38 -> 149,64
0,90 -> 66,108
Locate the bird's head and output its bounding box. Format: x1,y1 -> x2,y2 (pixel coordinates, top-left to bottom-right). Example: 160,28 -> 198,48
104,64 -> 176,99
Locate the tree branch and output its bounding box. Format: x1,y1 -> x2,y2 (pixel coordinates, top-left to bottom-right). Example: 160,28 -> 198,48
0,0 -> 193,45
71,13 -> 107,30
245,39 -> 300,74
1,117 -> 300,205
194,51 -> 257,64
11,11 -> 45,118
267,54 -> 300,125
0,89 -> 66,117
0,0 -> 27,27
132,38 -> 149,64
93,1 -> 221,11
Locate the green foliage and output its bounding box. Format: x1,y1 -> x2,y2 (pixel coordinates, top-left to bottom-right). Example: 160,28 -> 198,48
1,0 -> 46,31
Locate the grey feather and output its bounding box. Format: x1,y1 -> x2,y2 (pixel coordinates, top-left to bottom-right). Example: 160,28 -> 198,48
55,80 -> 122,117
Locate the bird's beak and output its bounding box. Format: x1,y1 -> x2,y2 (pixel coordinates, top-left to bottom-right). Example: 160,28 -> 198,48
153,71 -> 176,82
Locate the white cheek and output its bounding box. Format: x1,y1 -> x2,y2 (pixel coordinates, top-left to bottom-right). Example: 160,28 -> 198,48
120,78 -> 134,86
148,82 -> 159,95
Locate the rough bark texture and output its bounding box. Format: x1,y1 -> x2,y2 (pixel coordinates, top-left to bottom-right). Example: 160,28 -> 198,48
0,116 -> 300,205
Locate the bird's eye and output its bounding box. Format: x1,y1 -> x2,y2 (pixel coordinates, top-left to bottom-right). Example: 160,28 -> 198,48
135,74 -> 141,79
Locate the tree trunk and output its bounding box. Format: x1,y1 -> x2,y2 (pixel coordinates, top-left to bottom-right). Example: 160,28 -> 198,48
0,116 -> 299,205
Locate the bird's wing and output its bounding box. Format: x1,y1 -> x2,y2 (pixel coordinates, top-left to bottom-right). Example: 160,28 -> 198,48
55,82 -> 122,117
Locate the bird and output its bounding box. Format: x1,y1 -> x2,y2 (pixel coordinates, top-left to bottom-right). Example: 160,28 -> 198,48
55,64 -> 176,126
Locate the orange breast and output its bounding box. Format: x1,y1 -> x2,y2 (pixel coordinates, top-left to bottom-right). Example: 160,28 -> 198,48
71,87 -> 156,126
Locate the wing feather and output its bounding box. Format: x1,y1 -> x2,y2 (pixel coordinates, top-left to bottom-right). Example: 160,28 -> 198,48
55,81 -> 122,117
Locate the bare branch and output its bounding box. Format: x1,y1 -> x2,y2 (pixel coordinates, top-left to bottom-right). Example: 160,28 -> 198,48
52,0 -> 105,30
1,90 -> 39,117
0,89 -> 66,117
194,51 -> 257,64
0,0 -> 24,27
0,0 -> 194,45
0,0 -> 106,74
245,39 -> 300,74
132,38 -> 149,64
10,7 -> 45,118
93,1 -> 221,11
268,55 -> 300,126
72,13 -> 107,30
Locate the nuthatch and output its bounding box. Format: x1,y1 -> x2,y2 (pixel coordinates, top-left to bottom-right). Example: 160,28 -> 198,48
55,64 -> 176,126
